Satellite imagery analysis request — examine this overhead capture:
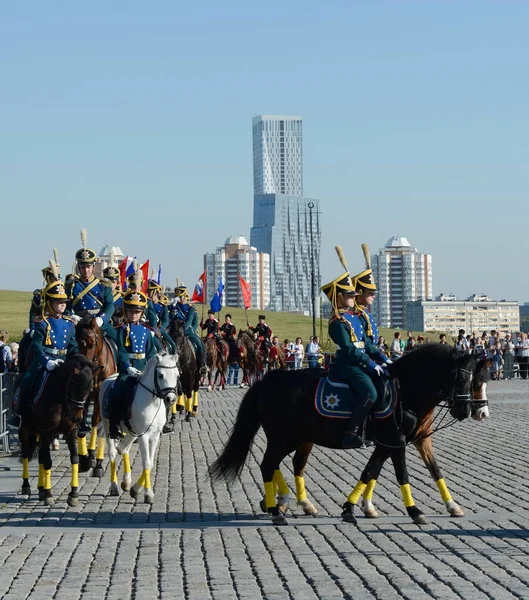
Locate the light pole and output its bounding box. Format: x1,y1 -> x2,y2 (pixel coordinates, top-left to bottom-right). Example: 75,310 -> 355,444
308,202 -> 316,339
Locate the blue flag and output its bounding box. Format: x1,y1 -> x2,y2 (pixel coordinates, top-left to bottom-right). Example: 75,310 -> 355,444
210,276 -> 224,314
156,264 -> 162,284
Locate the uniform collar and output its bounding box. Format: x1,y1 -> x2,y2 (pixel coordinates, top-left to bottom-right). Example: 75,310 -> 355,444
81,275 -> 96,284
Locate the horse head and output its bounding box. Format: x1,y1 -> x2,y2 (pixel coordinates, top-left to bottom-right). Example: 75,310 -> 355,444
470,355 -> 492,421
447,352 -> 475,421
150,352 -> 180,406
76,317 -> 103,360
61,354 -> 102,423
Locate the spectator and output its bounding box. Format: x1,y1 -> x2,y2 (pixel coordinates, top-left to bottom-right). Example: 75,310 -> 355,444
9,342 -> 19,372
455,333 -> 470,354
377,335 -> 388,354
489,343 -> 503,380
293,337 -> 304,370
391,332 -> 403,359
439,333 -> 448,345
405,337 -> 416,353
305,336 -> 321,369
503,333 -> 515,380
0,330 -> 13,373
417,335 -> 425,345
283,339 -> 295,370
516,333 -> 529,379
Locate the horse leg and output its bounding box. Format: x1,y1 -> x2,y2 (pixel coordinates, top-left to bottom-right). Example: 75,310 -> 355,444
414,437 -> 463,517
192,390 -> 199,415
65,432 -> 80,507
292,443 -> 318,516
260,446 -> 293,525
19,428 -> 34,496
77,434 -> 90,472
120,436 -> 135,492
88,427 -> 98,469
359,446 -> 391,519
38,438 -> 54,506
272,470 -> 291,514
93,436 -> 106,478
107,436 -> 120,496
131,435 -> 154,504
342,445 -> 390,524
390,446 -> 428,524
185,396 -> 193,421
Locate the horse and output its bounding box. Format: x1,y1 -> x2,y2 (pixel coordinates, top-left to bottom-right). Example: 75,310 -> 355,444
210,344 -> 481,525
204,336 -> 229,391
169,319 -> 201,422
99,352 -> 179,504
19,354 -> 99,506
276,353 -> 491,524
237,330 -> 257,386
76,317 -> 117,476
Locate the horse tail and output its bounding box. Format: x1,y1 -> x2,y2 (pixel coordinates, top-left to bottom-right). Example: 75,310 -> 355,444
209,381 -> 262,483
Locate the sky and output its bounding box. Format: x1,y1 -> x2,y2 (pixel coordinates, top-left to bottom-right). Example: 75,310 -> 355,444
1,1 -> 528,302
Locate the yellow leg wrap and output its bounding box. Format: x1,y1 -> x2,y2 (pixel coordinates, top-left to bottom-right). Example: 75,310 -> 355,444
78,436 -> 88,456
264,481 -> 276,509
123,453 -> 131,474
38,464 -> 45,488
136,471 -> 145,488
22,458 -> 29,480
71,463 -> 79,488
96,437 -> 106,460
88,427 -> 98,451
400,483 -> 415,508
143,469 -> 152,490
347,481 -> 367,505
193,390 -> 199,408
44,469 -> 52,491
436,478 -> 453,503
273,470 -> 290,496
110,460 -> 118,483
363,479 -> 377,501
295,476 -> 307,502
177,394 -> 185,408
185,396 -> 193,413
171,401 -> 177,414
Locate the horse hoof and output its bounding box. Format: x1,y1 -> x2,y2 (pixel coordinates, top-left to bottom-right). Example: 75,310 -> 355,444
78,455 -> 91,473
109,483 -> 120,497
447,501 -> 464,517
413,514 -> 429,525
363,508 -> 379,518
21,486 -> 31,497
341,503 -> 358,525
259,498 -> 267,513
271,513 -> 288,526
92,467 -> 103,478
44,495 -> 54,507
130,485 -> 140,499
51,440 -> 60,451
277,503 -> 289,515
185,413 -> 191,422
162,425 -> 174,434
299,500 -> 318,516
67,495 -> 78,507
38,489 -> 46,502
207,386 -> 212,392
88,458 -> 96,469
144,492 -> 154,504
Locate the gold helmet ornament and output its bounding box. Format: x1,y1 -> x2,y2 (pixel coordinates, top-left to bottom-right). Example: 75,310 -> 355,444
320,246 -> 358,317
352,242 -> 376,294
75,228 -> 97,264
42,260 -> 67,303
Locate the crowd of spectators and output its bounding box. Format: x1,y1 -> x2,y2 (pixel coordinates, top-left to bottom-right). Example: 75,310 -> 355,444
282,336 -> 323,370
0,331 -> 18,374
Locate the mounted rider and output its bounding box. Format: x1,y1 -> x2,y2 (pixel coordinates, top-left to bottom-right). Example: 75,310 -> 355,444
13,261 -> 79,427
321,246 -> 404,449
351,243 -> 379,344
29,249 -> 61,331
149,280 -> 176,354
220,313 -> 239,367
247,315 -> 272,361
68,229 -> 116,341
200,309 -> 221,340
169,285 -> 206,374
126,273 -> 163,352
107,285 -> 156,439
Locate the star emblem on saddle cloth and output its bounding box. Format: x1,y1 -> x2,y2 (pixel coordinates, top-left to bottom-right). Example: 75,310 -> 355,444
81,250 -> 90,259
323,394 -> 340,410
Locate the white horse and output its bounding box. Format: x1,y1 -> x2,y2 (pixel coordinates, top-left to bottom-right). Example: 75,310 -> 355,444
99,352 -> 179,504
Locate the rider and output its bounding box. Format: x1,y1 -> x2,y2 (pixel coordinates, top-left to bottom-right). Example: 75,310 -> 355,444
170,286 -> 206,374
351,243 -> 379,344
220,313 -> 239,380
200,310 -> 221,340
103,265 -> 123,312
14,270 -> 79,426
127,274 -> 163,352
321,246 -> 403,449
247,315 -> 272,361
108,287 -> 156,439
150,281 -> 176,354
29,265 -> 61,331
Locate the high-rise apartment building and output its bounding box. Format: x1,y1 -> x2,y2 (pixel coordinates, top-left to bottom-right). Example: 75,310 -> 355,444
204,236 -> 270,310
250,115 -> 321,314
372,236 -> 432,328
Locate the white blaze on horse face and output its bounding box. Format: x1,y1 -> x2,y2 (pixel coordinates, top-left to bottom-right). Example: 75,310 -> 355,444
471,383 -> 489,421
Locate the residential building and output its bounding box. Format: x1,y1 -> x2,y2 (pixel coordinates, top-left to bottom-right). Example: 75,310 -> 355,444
204,236 -> 270,310
406,294 -> 520,335
250,115 -> 321,314
372,237 -> 432,328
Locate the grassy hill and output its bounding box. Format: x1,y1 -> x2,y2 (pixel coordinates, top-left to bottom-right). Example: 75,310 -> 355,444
0,290 -> 438,347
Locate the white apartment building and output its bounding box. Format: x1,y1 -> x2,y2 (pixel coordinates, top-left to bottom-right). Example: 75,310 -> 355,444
204,236 -> 270,310
406,294 -> 520,335
372,237 -> 432,328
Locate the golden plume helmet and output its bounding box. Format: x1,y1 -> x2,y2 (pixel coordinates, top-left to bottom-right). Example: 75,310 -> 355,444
75,228 -> 96,264
42,259 -> 67,302
351,242 -> 377,294
320,245 -> 357,317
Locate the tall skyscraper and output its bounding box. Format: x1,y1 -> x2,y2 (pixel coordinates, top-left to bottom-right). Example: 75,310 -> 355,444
204,236 -> 270,310
250,115 -> 321,314
372,236 -> 433,328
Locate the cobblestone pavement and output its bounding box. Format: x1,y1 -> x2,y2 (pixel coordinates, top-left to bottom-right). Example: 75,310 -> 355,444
0,380 -> 528,598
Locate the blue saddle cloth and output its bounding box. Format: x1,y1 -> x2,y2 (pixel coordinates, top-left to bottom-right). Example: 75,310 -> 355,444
314,376 -> 398,420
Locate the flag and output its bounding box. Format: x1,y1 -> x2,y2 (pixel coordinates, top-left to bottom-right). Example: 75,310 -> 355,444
119,256 -> 133,289
210,275 -> 224,314
191,270 -> 206,303
239,275 -> 252,309
156,264 -> 162,285
140,260 -> 150,292
124,257 -> 136,289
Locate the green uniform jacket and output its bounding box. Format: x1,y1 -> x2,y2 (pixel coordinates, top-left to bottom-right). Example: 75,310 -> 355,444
116,324 -> 156,375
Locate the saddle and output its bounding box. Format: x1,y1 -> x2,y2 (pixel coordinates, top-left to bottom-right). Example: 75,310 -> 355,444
102,375 -> 138,430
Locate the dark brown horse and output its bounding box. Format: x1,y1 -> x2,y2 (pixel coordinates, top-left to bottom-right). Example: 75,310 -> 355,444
169,319 -> 201,422
76,317 -> 117,475
19,354 -> 98,506
204,336 -> 229,390
237,330 -> 257,386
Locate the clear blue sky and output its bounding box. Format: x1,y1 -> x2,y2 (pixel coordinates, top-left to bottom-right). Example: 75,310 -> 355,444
2,1 -> 528,302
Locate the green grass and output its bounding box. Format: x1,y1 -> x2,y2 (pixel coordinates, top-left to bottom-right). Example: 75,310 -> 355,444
0,290 -> 438,348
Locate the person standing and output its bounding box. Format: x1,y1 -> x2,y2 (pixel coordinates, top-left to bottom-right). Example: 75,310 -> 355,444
293,337 -> 304,369
516,333 -> 529,379
0,331 -> 13,373
220,314 -> 239,385
391,332 -> 403,359
503,332 -> 515,380
305,336 -> 321,369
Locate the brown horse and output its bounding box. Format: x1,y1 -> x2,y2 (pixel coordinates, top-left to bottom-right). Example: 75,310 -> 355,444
237,330 -> 257,386
204,336 -> 229,390
76,318 -> 117,476
269,344 -> 286,370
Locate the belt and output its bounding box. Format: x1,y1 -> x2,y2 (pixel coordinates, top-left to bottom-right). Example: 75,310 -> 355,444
353,341 -> 365,349
47,348 -> 67,356
128,353 -> 146,360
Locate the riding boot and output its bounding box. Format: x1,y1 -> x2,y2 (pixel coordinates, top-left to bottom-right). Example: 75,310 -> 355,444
342,399 -> 374,449
195,347 -> 207,376
8,387 -> 22,427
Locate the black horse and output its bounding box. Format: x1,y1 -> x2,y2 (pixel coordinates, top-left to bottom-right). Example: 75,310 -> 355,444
168,319 -> 201,423
210,344 -> 481,525
19,354 -> 99,506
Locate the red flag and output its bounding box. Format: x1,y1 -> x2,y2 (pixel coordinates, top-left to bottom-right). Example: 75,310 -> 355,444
118,256 -> 129,289
140,260 -> 149,293
191,270 -> 207,303
239,275 -> 252,309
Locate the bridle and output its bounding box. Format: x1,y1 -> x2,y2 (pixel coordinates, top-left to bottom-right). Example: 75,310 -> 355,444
137,362 -> 179,401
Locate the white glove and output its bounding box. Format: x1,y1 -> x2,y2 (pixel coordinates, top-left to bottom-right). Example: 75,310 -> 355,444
71,314 -> 82,324
385,359 -> 393,365
95,317 -> 104,327
127,366 -> 141,378
46,360 -> 60,371
55,359 -> 65,366
374,364 -> 388,377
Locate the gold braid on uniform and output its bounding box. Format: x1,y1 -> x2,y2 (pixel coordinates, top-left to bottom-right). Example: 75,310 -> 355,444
125,323 -> 131,347
330,312 -> 358,343
354,302 -> 373,338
